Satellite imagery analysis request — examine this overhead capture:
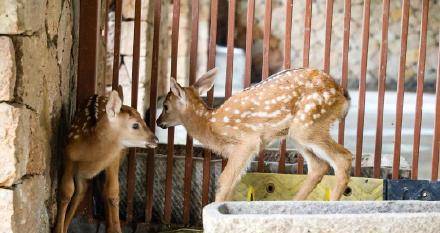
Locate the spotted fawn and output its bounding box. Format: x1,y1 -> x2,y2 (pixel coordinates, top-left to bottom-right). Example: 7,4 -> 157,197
55,90 -> 158,233
157,67 -> 352,202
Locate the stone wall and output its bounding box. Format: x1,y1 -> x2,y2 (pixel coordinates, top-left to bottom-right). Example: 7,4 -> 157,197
0,0 -> 77,232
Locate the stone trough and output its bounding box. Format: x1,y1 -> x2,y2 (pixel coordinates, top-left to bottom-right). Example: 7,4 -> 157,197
203,201 -> 440,233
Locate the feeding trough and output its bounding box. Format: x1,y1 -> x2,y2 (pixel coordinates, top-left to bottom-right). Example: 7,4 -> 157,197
203,201 -> 440,233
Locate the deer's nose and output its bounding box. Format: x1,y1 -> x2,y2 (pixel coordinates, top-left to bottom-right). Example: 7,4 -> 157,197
146,137 -> 158,148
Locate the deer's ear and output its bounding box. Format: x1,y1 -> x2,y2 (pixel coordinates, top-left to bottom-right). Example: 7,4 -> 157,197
193,67 -> 218,95
106,90 -> 122,120
170,78 -> 185,100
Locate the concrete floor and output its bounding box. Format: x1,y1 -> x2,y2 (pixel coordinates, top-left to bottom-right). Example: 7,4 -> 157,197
155,90 -> 437,180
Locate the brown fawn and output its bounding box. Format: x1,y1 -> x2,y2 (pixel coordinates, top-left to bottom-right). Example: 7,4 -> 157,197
55,90 -> 158,233
157,67 -> 352,202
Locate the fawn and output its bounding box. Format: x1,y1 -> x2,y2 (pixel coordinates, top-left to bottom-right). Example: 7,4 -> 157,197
157,67 -> 352,202
55,90 -> 158,233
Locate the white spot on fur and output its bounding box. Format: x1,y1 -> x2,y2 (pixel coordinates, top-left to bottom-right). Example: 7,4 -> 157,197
235,119 -> 241,123
233,109 -> 240,114
304,103 -> 316,113
223,117 -> 230,123
210,118 -> 217,123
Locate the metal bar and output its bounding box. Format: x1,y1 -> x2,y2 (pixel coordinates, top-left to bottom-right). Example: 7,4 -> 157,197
202,0 -> 218,207
223,0 -> 236,170
225,0 -> 236,98
298,0 -> 312,173
244,0 -> 255,89
77,0 -> 101,220
323,0 -> 334,73
354,0 -> 370,177
257,0 -> 272,173
338,0 -> 351,145
278,0 -> 293,174
412,0 -> 429,180
431,33 -> 440,181
77,0 -> 100,103
392,0 -> 410,180
145,0 -> 161,223
373,0 -> 390,179
163,0 -> 181,224
112,0 -> 123,89
103,0 -> 110,94
183,0 -> 200,225
303,0 -> 312,68
126,0 -> 142,223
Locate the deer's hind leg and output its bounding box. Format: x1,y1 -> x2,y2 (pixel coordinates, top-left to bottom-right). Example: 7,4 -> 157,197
290,124 -> 352,201
305,137 -> 352,200
290,141 -> 330,201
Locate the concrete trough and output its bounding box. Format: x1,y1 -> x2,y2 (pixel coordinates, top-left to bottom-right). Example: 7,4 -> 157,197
203,201 -> 440,233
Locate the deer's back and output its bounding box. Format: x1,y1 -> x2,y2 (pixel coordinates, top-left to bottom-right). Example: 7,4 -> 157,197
209,68 -> 348,137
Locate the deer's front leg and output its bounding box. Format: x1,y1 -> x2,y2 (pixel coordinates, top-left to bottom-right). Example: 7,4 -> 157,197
103,159 -> 122,233
216,149 -> 253,202
55,160 -> 75,233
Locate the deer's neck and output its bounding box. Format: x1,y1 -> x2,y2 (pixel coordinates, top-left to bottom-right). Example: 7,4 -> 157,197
180,101 -> 220,150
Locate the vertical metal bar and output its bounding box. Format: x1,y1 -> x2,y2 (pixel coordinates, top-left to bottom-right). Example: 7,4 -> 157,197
303,0 -> 312,68
244,0 -> 255,89
223,0 -> 236,170
163,0 -> 180,224
392,0 -> 410,180
278,0 -> 293,174
202,0 -> 218,207
77,0 -> 100,220
354,0 -> 370,177
77,0 -> 100,103
112,0 -> 123,89
183,0 -> 199,225
323,0 -> 334,73
431,33 -> 440,181
125,0 -> 142,224
373,0 -> 390,178
338,0 -> 351,145
103,0 -> 110,93
145,0 -> 161,223
298,0 -> 313,174
257,0 -> 272,173
412,0 -> 429,180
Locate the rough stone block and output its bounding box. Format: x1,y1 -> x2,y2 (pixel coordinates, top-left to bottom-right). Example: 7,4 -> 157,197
0,0 -> 46,34
0,36 -> 16,101
13,32 -> 59,115
0,103 -> 31,187
0,189 -> 13,233
13,175 -> 49,233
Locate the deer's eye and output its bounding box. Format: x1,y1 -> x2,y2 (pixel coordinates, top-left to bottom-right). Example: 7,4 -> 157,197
132,123 -> 140,130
